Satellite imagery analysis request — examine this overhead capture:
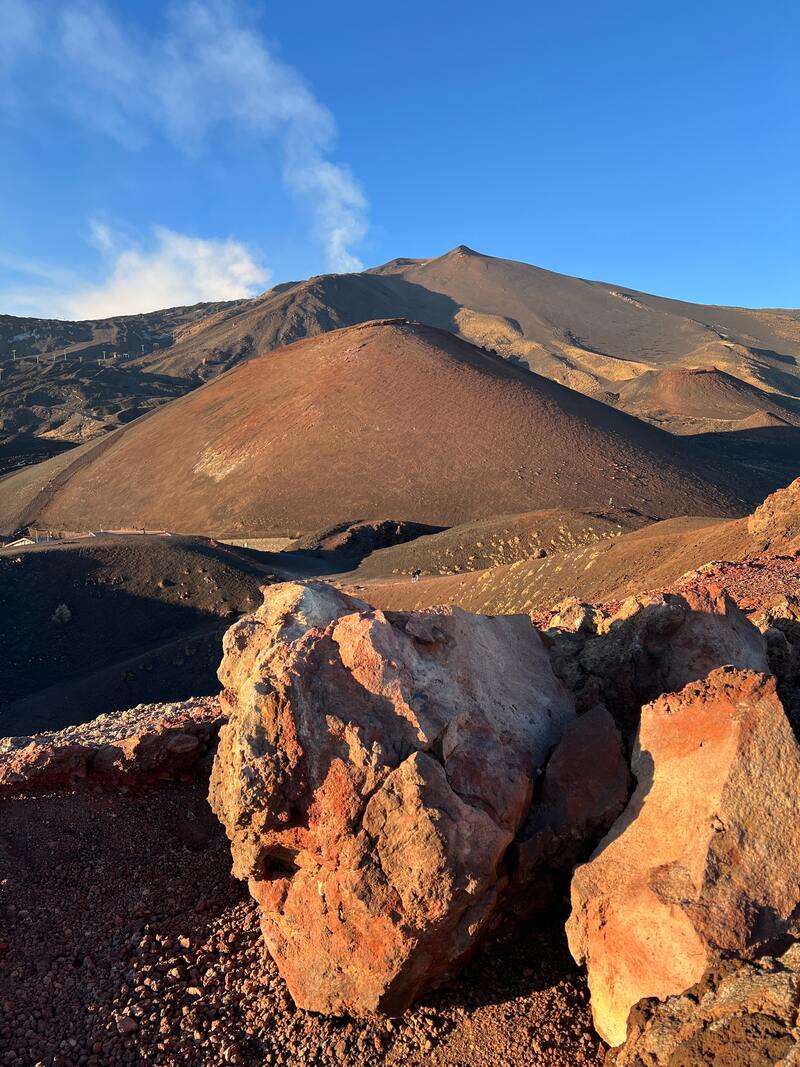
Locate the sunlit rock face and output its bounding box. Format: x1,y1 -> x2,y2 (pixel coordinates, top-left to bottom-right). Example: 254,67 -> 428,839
567,667 -> 800,1047
209,581 -> 575,1015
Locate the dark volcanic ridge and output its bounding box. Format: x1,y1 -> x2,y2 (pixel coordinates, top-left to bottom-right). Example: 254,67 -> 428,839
0,535 -> 271,736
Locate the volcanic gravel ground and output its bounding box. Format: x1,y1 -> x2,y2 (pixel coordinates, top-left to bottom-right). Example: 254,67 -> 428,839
0,782 -> 604,1067
667,555 -> 800,610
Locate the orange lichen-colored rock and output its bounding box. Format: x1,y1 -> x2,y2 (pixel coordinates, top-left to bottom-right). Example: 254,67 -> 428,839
209,581 -> 575,1016
566,667 -> 800,1047
747,475 -> 800,552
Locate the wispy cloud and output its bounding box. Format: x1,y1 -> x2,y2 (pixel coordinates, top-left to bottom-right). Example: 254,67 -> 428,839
0,225 -> 270,319
67,224 -> 270,318
0,221 -> 271,321
4,0 -> 368,274
1,0 -> 44,113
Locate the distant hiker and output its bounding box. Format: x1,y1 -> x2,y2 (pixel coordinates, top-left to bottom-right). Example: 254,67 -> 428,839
411,568 -> 421,583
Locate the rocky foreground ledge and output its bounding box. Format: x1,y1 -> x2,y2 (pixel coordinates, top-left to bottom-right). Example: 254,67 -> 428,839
2,551 -> 799,1064
206,577 -> 800,1054
0,698 -> 223,794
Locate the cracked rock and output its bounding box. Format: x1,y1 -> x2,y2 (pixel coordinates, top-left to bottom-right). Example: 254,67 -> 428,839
545,583 -> 769,734
610,942 -> 800,1067
209,581 -> 575,1015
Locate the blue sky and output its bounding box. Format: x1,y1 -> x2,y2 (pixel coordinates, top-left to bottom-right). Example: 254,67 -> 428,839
1,0 -> 798,318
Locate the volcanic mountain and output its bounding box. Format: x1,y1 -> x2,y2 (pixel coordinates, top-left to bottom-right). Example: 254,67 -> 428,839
0,321 -> 746,539
2,246 -> 800,447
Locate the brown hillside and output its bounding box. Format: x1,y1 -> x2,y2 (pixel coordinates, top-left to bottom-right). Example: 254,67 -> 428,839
0,321 -> 744,538
613,367 -> 800,432
346,507 -> 651,580
3,246 -> 800,449
349,478 -> 800,617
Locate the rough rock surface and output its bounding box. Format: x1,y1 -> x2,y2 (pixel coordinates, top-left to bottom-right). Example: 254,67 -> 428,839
751,595 -> 800,731
545,583 -> 769,731
610,942 -> 800,1067
567,667 -> 800,1047
209,581 -> 575,1016
513,705 -> 631,905
0,698 -> 222,794
747,476 -> 800,553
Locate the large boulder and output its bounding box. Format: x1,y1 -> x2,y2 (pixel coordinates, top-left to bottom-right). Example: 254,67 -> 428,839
209,581 -> 575,1016
546,583 -> 769,731
566,667 -> 800,1047
611,942 -> 800,1067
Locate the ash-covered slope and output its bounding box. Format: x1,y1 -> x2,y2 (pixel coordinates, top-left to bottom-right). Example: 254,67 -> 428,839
0,302 -> 236,441
349,477 -> 800,618
3,245 -> 800,444
72,246 -> 800,408
0,321 -> 744,539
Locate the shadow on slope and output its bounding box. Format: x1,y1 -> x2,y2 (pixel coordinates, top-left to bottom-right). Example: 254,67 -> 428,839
692,424 -> 800,496
0,538 -> 268,735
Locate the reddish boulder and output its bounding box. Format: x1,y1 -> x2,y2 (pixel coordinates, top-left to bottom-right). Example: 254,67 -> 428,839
513,704 -> 630,904
209,581 -> 575,1015
566,668 -> 800,1047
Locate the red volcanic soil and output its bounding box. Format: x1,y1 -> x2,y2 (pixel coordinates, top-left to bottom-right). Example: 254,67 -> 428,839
0,779 -> 603,1067
0,320 -> 746,538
